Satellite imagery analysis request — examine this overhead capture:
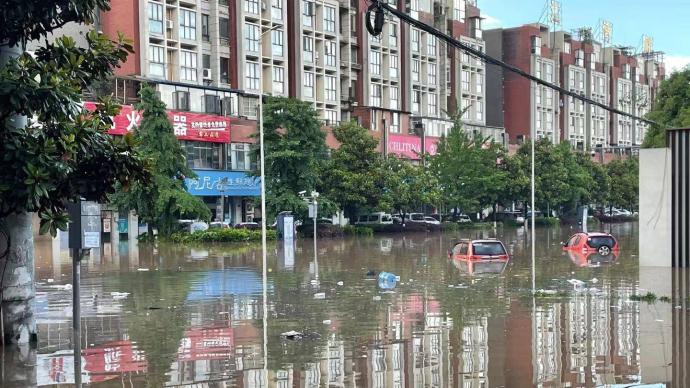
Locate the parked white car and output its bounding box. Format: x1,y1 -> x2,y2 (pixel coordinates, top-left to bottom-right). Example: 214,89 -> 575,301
355,212 -> 394,225
424,216 -> 441,225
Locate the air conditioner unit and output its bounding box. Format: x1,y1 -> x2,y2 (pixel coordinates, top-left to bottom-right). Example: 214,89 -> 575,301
261,1 -> 267,10
166,20 -> 174,30
203,68 -> 212,79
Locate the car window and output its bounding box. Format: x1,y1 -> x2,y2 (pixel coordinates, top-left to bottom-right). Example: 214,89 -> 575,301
358,215 -> 367,222
452,243 -> 463,255
411,214 -> 423,221
458,243 -> 468,255
368,215 -> 378,222
381,215 -> 392,222
588,236 -> 615,248
472,242 -> 506,255
566,235 -> 579,247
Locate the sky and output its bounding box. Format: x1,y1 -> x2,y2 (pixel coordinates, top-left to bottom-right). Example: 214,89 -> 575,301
479,0 -> 690,73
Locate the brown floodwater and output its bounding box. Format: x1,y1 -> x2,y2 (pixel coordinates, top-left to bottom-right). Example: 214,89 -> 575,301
2,222 -> 690,387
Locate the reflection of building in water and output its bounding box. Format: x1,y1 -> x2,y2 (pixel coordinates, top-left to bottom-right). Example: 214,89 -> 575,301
530,280 -> 641,386
458,317 -> 490,388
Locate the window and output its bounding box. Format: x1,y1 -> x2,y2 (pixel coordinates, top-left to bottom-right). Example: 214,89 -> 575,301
149,45 -> 165,78
472,242 -> 506,256
475,73 -> 483,93
535,61 -> 542,79
180,51 -> 197,81
245,61 -> 259,90
412,59 -> 420,81
220,57 -> 230,84
624,64 -> 631,80
453,0 -> 465,21
569,69 -> 575,89
202,54 -> 210,70
184,141 -> 222,170
545,89 -> 553,106
230,143 -> 251,170
390,87 -> 399,109
461,70 -> 470,91
273,66 -> 284,94
271,0 -> 283,20
219,17 -> 229,40
536,110 -> 542,129
575,49 -> 584,67
545,112 -> 553,131
303,72 -> 314,98
148,2 -> 163,34
325,41 -> 336,67
303,36 -> 313,62
245,23 -> 259,53
370,50 -> 381,75
427,63 -> 436,85
462,98 -> 470,119
564,42 -> 571,54
428,93 -> 437,115
303,1 -> 314,27
475,100 -> 483,120
578,72 -> 584,90
545,63 -> 553,82
370,84 -> 381,106
590,52 -> 597,70
535,86 -> 541,105
325,110 -> 337,126
244,0 -> 259,14
411,29 -> 420,52
389,24 -> 398,46
427,35 -> 436,56
390,113 -> 400,133
324,6 -> 336,32
201,14 -> 210,41
390,55 -> 398,78
179,9 -> 196,40
412,90 -> 420,112
325,75 -> 337,101
272,29 -> 283,56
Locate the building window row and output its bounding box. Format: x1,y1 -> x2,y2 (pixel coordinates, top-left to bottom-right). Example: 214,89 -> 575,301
179,8 -> 196,40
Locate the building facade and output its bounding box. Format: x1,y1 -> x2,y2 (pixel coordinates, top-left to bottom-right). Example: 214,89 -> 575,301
485,24 -> 665,150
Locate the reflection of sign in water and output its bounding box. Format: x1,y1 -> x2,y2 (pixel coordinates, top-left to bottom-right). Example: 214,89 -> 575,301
117,219 -> 128,233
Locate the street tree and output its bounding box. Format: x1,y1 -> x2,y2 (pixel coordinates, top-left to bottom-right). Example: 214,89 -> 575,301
255,97 -> 335,221
606,158 -> 639,212
0,1 -> 148,343
382,159 -> 440,220
322,121 -> 386,221
112,85 -> 210,237
643,68 -> 690,147
430,113 -> 508,218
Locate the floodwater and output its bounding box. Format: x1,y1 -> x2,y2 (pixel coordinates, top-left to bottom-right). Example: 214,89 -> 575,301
2,222 -> 690,387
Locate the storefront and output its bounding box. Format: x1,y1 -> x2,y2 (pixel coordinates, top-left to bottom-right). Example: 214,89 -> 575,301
84,101 -> 259,224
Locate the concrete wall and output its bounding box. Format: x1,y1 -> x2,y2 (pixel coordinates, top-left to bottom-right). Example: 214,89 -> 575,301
639,148 -> 672,266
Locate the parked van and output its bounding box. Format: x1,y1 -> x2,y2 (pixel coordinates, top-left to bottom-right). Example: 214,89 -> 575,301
355,212 -> 394,225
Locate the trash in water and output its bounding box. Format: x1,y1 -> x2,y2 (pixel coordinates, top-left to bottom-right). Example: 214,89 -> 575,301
281,331 -> 303,340
366,270 -> 376,277
590,278 -> 599,284
323,319 -> 332,325
372,295 -> 381,301
310,279 -> 318,285
46,279 -> 54,283
567,279 -> 586,291
137,268 -> 150,272
314,292 -> 326,299
536,289 -> 557,295
336,281 -> 344,286
378,272 -> 397,290
110,292 -> 130,300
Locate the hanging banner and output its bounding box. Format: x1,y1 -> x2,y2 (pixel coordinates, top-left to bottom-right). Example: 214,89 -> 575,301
83,102 -> 230,143
387,134 -> 440,159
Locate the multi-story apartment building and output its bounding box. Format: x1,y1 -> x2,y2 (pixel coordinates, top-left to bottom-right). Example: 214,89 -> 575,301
486,23 -> 664,150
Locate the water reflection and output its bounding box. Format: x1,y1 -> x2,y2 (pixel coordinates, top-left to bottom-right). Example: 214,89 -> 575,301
1,223 -> 689,387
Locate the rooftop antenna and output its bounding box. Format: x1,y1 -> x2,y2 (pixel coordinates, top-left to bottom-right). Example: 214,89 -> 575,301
594,19 -> 612,48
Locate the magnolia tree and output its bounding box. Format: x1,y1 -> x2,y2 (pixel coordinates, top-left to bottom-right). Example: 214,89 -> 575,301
0,1 -> 148,344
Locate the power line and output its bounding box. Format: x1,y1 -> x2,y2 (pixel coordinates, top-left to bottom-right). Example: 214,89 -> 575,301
371,1 -> 658,127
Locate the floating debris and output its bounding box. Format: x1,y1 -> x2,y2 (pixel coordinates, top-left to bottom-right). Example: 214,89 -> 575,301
314,292 -> 326,299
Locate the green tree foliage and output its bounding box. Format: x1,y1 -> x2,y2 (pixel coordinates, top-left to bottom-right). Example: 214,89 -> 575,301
644,68 -> 690,147
429,115 -> 507,216
0,1 -> 148,234
381,159 -> 440,218
255,97 -> 335,220
113,85 -> 210,236
322,121 -> 386,220
606,158 -> 639,211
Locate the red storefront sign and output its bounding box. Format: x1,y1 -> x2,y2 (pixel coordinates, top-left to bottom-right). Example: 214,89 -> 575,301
83,102 -> 230,143
387,134 -> 439,159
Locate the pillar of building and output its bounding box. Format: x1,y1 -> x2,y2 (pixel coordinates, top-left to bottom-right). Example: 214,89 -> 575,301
127,210 -> 138,241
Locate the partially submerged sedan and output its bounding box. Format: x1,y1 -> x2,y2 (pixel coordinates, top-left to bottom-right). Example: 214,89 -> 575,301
563,232 -> 619,257
448,239 -> 510,275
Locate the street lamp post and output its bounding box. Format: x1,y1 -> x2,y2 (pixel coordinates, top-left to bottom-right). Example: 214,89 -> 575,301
301,190 -> 320,284
257,22 -> 281,381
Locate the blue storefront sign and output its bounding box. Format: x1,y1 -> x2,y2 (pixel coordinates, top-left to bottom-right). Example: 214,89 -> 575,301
185,170 -> 260,197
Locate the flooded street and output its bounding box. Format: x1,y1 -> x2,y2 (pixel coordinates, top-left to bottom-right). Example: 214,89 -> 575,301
2,222 -> 689,387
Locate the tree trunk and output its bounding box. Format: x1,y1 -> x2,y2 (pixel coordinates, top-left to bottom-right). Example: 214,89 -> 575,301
0,212 -> 37,344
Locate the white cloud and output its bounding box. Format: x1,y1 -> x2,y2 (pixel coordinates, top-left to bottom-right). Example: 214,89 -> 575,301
482,15 -> 503,30
664,55 -> 690,74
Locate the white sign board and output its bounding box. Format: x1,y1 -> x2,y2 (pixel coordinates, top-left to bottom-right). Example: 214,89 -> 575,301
83,232 -> 100,249
283,215 -> 294,241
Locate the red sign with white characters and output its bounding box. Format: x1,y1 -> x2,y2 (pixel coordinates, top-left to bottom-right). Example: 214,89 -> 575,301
387,134 -> 440,160
83,102 -> 230,143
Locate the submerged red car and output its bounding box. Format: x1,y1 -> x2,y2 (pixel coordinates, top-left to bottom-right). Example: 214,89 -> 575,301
448,239 -> 510,274
562,232 -> 619,256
